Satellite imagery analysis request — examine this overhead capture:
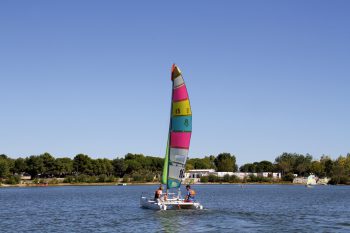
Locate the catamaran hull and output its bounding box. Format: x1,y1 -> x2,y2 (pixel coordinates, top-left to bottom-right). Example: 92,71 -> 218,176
140,196 -> 203,210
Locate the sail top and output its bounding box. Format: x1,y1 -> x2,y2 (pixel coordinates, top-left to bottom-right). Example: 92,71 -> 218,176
171,64 -> 182,80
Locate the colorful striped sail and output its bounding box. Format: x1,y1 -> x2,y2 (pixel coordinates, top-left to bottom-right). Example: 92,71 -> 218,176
162,64 -> 192,189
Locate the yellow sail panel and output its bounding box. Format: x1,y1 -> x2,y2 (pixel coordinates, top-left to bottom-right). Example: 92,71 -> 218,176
172,99 -> 192,116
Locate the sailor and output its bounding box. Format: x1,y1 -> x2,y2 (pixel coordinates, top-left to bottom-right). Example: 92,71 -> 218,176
185,184 -> 196,202
154,185 -> 163,201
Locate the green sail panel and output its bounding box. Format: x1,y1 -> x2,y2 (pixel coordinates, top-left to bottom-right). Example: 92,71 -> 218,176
161,137 -> 169,185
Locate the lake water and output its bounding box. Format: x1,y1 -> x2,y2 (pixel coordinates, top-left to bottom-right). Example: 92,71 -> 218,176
0,184 -> 349,232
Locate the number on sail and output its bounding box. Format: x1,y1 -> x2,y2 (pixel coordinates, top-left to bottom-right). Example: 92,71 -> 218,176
184,119 -> 189,127
179,169 -> 185,178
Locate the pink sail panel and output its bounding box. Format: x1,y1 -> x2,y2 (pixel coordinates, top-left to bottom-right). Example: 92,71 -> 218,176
170,132 -> 191,149
173,84 -> 189,102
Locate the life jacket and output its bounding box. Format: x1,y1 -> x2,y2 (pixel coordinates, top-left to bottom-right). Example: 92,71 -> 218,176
189,190 -> 196,196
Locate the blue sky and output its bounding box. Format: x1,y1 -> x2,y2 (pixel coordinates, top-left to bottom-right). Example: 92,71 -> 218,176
1,1 -> 349,165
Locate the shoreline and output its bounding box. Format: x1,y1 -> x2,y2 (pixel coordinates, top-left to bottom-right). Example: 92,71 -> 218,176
0,181 -> 313,188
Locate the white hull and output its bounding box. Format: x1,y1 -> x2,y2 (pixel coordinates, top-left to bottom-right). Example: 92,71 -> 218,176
140,196 -> 203,210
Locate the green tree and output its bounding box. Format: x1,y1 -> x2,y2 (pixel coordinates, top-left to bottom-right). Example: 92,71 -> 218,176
40,153 -> 56,177
275,153 -> 312,176
103,159 -> 114,176
14,158 -> 27,174
92,159 -> 107,175
125,160 -> 142,174
294,154 -> 312,176
187,156 -> 216,170
275,153 -> 297,174
214,153 -> 237,172
73,154 -> 93,175
91,158 -> 113,176
0,157 -> 10,178
112,158 -> 126,177
240,163 -> 256,172
255,161 -> 275,172
186,162 -> 194,171
26,155 -> 45,177
310,160 -> 324,177
330,156 -> 349,184
54,158 -> 73,177
321,155 -> 334,177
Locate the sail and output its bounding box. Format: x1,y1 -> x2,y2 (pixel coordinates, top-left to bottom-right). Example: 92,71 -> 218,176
307,175 -> 315,185
161,137 -> 169,185
163,64 -> 192,189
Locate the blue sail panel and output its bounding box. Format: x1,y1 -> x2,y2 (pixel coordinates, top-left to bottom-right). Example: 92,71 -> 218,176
171,116 -> 192,132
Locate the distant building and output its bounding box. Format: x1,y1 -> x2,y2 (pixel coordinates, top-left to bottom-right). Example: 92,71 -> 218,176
210,172 -> 235,177
184,169 -> 281,183
186,169 -> 215,179
258,172 -> 281,179
233,172 -> 255,179
20,173 -> 31,180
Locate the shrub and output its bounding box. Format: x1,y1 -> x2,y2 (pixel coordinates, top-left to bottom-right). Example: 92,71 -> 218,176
200,176 -> 209,183
48,178 -> 60,184
282,173 -> 294,182
132,174 -> 144,182
98,174 -> 107,183
76,174 -> 89,183
106,176 -> 116,182
223,174 -> 230,182
145,174 -> 154,182
87,176 -> 97,183
122,175 -> 130,183
248,175 -> 272,183
63,175 -> 98,183
329,176 -> 349,185
229,175 -> 240,183
208,174 -> 219,182
63,176 -> 74,183
32,178 -> 39,184
5,175 -> 21,185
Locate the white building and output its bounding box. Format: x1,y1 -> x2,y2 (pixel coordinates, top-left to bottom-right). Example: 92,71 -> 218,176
185,169 -> 281,182
233,172 -> 257,179
258,172 -> 282,179
186,169 -> 215,179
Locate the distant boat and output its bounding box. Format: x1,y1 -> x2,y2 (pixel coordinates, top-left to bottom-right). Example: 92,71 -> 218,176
140,64 -> 203,210
306,174 -> 317,188
117,183 -> 127,186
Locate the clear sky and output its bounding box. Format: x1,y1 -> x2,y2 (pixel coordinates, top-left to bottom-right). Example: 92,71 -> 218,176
1,1 -> 349,165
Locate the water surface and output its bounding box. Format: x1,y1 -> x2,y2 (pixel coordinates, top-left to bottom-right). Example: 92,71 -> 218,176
1,184 -> 349,232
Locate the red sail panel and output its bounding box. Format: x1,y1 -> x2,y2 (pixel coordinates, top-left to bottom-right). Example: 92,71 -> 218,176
170,132 -> 191,149
173,84 -> 189,102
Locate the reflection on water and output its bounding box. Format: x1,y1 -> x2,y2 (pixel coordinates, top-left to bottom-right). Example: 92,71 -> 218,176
0,185 -> 350,232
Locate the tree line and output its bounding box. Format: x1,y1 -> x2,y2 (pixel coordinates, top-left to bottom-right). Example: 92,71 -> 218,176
0,152 -> 237,184
188,152 -> 350,185
1,152 -> 349,184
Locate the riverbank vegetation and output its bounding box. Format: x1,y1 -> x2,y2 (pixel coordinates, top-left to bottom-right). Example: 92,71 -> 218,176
0,152 -> 349,185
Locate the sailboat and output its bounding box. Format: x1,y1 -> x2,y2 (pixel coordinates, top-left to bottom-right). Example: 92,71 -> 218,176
306,174 -> 317,188
140,64 -> 203,210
